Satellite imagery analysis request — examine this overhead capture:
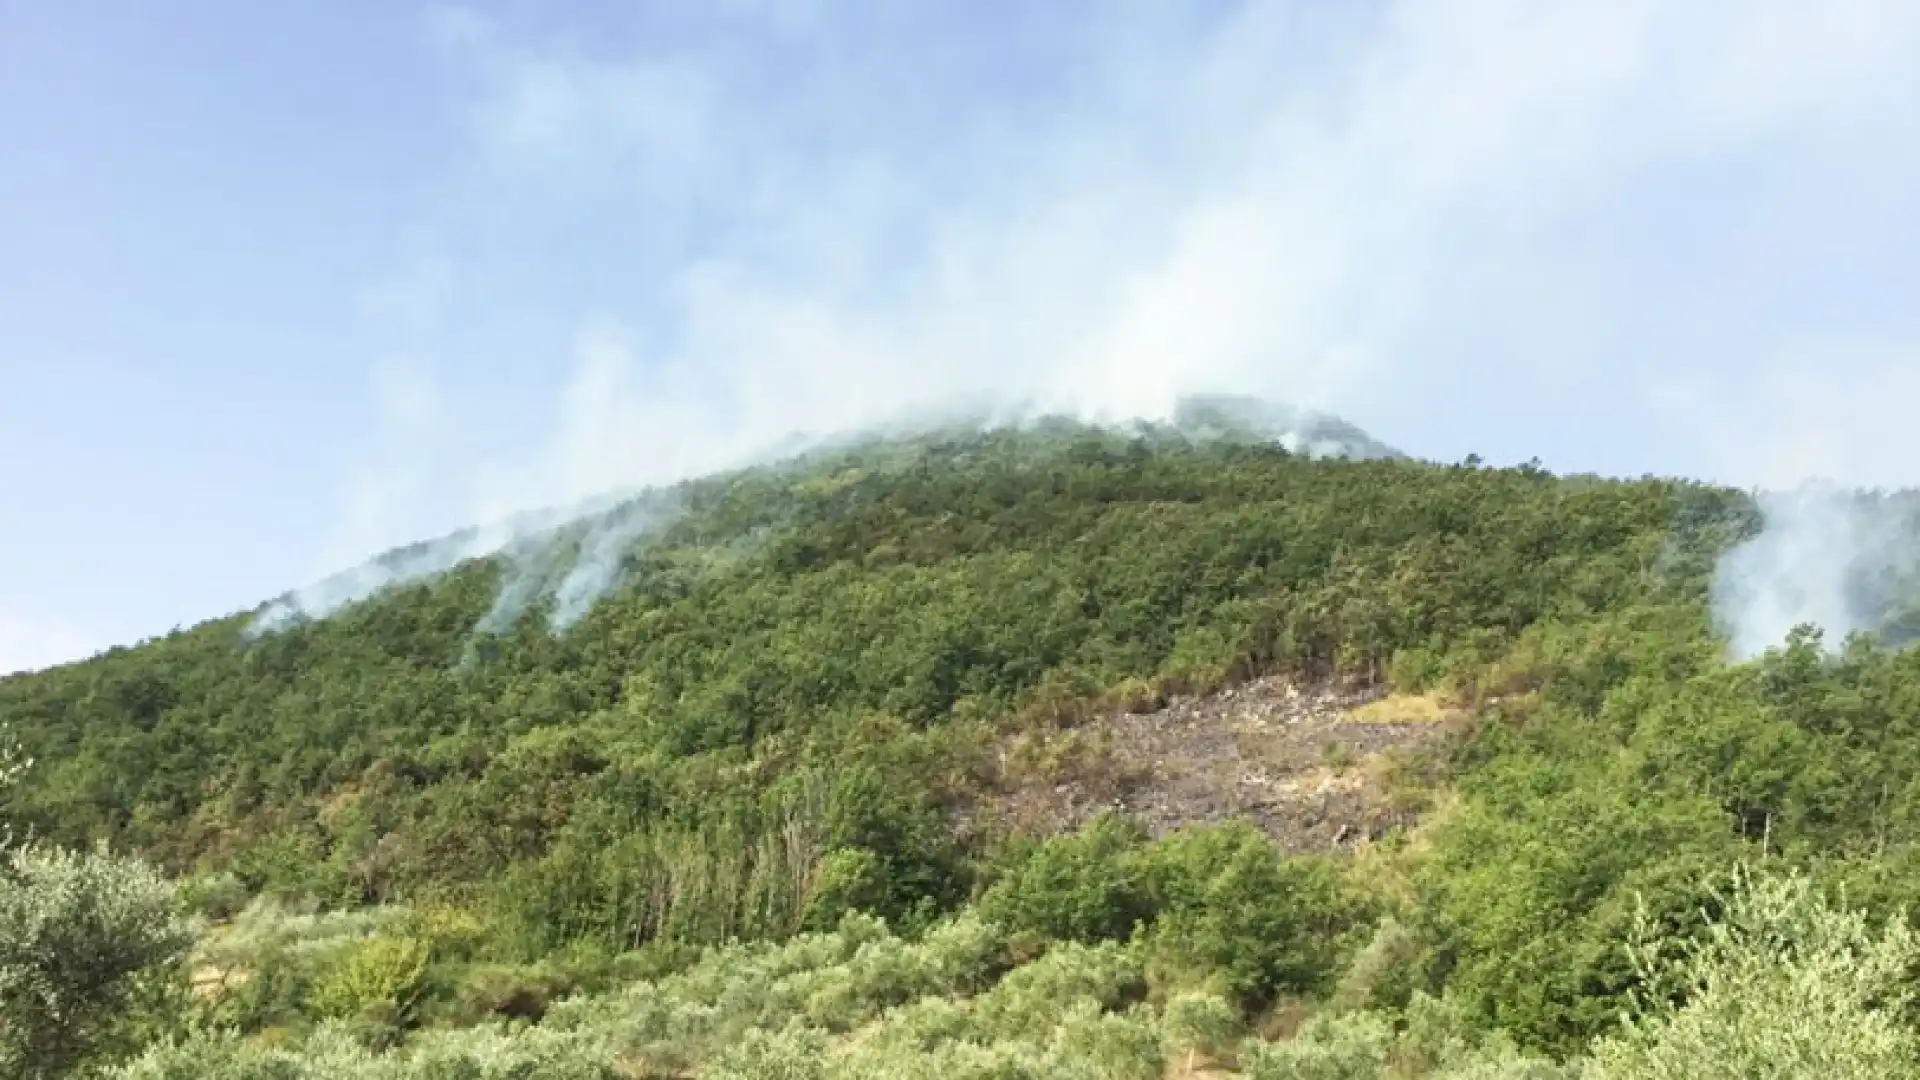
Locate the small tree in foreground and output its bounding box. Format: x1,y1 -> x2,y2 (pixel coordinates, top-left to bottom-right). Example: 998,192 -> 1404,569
0,725 -> 189,1079
1588,865 -> 1919,1080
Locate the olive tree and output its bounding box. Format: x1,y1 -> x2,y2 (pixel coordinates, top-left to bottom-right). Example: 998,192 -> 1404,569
1588,867 -> 1920,1080
0,724 -> 190,1078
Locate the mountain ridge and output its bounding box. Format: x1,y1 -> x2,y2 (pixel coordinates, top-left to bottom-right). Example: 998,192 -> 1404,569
244,395 -> 1404,644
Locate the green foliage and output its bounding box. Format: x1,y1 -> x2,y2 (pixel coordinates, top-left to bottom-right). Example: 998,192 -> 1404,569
0,727 -> 191,1078
105,1022 -> 621,1080
1137,823 -> 1373,1004
20,417 -> 1920,1072
1160,988 -> 1243,1060
802,847 -> 886,930
979,813 -> 1152,944
1331,917 -> 1423,1012
309,935 -> 433,1021
1241,1011 -> 1393,1080
1412,761 -> 1737,1053
705,1025 -> 827,1080
0,841 -> 190,1079
0,723 -> 28,849
978,817 -> 1373,1005
1587,867 -> 1920,1079
0,425 -> 1725,921
177,871 -> 250,921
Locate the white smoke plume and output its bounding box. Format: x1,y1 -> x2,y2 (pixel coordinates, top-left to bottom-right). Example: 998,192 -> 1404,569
549,496 -> 684,631
1714,484 -> 1920,660
469,490 -> 687,637
470,544 -> 556,638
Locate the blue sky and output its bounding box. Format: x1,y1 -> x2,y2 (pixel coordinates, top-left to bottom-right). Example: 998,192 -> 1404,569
4,1 -> 1920,673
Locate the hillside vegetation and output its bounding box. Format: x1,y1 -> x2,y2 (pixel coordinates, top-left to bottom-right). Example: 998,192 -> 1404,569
8,412 -> 1920,1077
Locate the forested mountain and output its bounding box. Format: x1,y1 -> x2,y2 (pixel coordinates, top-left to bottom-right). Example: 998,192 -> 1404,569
8,405 -> 1920,1078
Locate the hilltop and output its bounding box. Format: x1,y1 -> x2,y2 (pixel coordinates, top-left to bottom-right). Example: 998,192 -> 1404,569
9,404 -> 1920,1078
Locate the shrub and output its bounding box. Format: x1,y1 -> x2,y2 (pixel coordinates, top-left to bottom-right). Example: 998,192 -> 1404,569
1241,1011 -> 1392,1080
802,847 -> 887,930
1160,988 -> 1243,1065
309,935 -> 433,1022
1331,917 -> 1423,1012
445,961 -> 575,1024
178,871 -> 251,922
395,903 -> 486,960
1042,1000 -> 1164,1080
979,814 -> 1152,944
1432,1049 -> 1572,1080
1586,866 -> 1920,1079
107,1021 -> 623,1079
0,841 -> 190,1079
972,940 -> 1145,1039
184,895 -> 407,1035
702,1025 -> 825,1080
1138,825 -> 1371,1003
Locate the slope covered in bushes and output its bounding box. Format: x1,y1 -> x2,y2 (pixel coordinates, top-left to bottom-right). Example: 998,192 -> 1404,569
0,419 -> 1730,929
9,412 -> 1920,1076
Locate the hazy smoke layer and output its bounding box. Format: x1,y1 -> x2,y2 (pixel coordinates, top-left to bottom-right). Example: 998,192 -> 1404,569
250,534 -> 491,637
258,3 -> 1920,662
248,398 -> 1392,641
1714,485 -> 1920,659
250,497 -> 684,640
1170,396 -> 1402,461
247,499 -> 614,637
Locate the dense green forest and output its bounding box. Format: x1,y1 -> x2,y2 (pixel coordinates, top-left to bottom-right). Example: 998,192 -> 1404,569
8,407 -> 1920,1077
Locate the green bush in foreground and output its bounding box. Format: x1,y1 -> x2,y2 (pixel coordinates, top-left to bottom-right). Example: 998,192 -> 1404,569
1137,823 -> 1373,1004
0,841 -> 190,1079
0,726 -> 190,1080
308,934 -> 434,1022
102,861 -> 1920,1080
1587,867 -> 1920,1079
979,813 -> 1152,945
982,818 -> 1373,1005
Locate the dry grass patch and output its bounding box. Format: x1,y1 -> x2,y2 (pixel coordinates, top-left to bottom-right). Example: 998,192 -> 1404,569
1344,693 -> 1458,726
